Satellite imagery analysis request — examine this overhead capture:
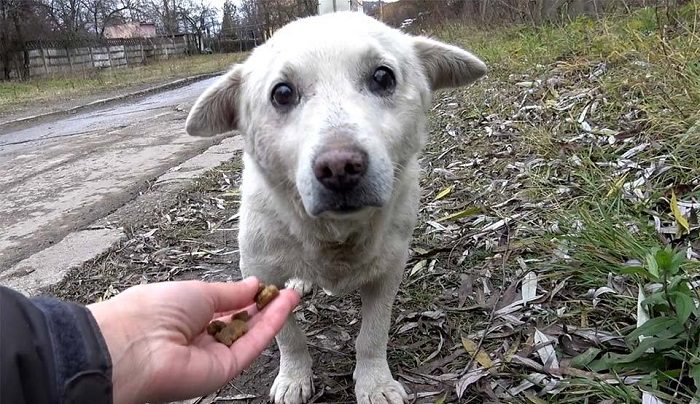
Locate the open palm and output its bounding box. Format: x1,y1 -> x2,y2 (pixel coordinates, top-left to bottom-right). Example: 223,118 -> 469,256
88,277 -> 299,404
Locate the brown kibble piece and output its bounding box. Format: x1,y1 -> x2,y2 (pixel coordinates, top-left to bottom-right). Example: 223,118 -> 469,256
213,319 -> 248,346
232,311 -> 250,321
207,283 -> 280,347
206,320 -> 227,336
255,284 -> 280,310
230,319 -> 247,335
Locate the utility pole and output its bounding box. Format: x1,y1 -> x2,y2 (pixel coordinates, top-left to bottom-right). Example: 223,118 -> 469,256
379,0 -> 383,21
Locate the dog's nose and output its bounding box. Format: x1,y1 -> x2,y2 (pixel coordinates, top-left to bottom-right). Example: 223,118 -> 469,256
313,148 -> 367,192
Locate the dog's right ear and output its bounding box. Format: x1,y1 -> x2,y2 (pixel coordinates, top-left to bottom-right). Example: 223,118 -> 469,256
185,66 -> 242,137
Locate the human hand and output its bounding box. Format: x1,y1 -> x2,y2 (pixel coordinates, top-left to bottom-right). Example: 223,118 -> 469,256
87,277 -> 299,404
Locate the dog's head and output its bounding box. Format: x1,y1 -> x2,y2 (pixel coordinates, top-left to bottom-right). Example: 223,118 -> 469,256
186,12 -> 486,219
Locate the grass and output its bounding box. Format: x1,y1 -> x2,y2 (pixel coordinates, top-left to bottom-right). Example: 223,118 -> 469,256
0,52 -> 246,114
420,3 -> 700,402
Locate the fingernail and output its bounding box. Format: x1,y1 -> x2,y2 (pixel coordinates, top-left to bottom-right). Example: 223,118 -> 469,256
287,289 -> 302,304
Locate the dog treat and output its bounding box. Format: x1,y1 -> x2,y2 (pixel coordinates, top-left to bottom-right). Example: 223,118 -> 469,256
206,320 -> 227,336
207,315 -> 249,346
213,319 -> 248,346
255,284 -> 280,310
207,318 -> 248,346
231,310 -> 250,321
206,283 -> 279,346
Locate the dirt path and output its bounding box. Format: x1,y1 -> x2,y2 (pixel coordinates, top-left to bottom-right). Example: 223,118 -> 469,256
0,77 -> 230,273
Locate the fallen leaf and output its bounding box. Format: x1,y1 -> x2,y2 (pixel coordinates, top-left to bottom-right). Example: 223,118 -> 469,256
458,274 -> 473,308
642,391 -> 664,404
421,310 -> 446,320
586,286 -> 616,307
671,190 -> 690,233
412,246 -> 429,255
216,393 -> 257,400
410,260 -> 427,277
636,286 -> 653,352
397,322 -> 419,334
423,334 -> 444,363
461,337 -> 494,369
455,367 -> 488,398
434,185 -> 454,200
521,271 -> 538,303
534,329 -> 559,369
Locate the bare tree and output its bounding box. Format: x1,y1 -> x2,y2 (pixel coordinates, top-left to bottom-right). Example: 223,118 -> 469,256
82,0 -> 139,37
0,0 -> 51,78
220,0 -> 237,38
178,0 -> 217,50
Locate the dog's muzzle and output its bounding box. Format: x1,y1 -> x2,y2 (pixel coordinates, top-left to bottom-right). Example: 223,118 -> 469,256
308,146 -> 384,216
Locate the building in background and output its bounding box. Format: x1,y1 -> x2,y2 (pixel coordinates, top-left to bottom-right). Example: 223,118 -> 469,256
318,0 -> 365,15
104,23 -> 157,39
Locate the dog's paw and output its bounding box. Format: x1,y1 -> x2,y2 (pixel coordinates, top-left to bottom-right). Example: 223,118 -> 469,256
285,278 -> 313,296
270,371 -> 314,404
355,375 -> 408,404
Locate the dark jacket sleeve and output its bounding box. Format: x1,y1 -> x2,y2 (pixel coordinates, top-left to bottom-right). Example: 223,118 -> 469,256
0,286 -> 113,404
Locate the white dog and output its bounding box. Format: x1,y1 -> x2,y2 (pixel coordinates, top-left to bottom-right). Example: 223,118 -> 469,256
185,11 -> 486,404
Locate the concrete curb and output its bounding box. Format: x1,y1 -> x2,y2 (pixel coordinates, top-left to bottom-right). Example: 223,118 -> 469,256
0,71 -> 224,129
0,228 -> 127,297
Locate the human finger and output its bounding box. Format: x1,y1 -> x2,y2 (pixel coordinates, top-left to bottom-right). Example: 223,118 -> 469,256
224,289 -> 300,376
199,277 -> 261,314
212,302 -> 257,320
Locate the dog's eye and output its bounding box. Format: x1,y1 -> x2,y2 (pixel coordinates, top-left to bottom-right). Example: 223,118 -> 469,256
370,66 -> 396,94
271,83 -> 297,107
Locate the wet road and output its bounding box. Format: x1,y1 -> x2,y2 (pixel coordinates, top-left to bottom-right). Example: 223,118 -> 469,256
0,77 -> 226,271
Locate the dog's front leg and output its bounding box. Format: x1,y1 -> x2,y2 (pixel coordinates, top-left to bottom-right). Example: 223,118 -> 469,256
269,315 -> 314,404
354,267 -> 409,404
240,260 -> 313,404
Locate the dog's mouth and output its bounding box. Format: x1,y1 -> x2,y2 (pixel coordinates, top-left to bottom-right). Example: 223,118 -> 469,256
318,205 -> 375,220
332,205 -> 363,214
310,196 -> 382,218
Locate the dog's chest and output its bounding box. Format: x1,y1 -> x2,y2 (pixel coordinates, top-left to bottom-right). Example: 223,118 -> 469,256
295,238 -> 383,295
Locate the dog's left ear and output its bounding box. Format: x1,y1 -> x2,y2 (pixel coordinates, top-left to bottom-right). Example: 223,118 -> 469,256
413,36 -> 487,90
186,65 -> 242,137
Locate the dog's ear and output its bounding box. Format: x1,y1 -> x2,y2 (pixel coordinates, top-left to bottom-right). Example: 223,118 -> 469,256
413,37 -> 487,90
186,66 -> 242,137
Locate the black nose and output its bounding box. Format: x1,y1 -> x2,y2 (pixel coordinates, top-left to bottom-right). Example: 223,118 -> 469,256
313,148 -> 368,192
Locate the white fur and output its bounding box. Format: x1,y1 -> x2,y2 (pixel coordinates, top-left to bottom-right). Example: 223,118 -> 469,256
186,12 -> 486,404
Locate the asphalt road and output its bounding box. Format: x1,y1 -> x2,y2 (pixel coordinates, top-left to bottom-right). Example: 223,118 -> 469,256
0,77 -> 225,272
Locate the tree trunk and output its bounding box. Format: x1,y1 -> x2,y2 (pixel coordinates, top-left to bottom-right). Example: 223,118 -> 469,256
479,0 -> 488,24
11,7 -> 27,79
